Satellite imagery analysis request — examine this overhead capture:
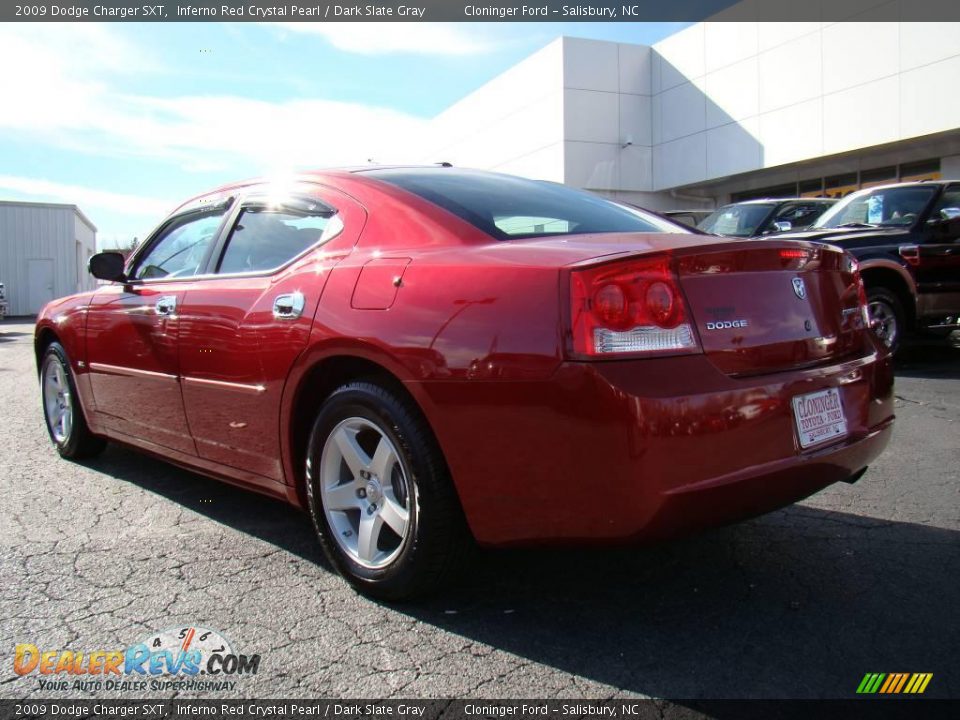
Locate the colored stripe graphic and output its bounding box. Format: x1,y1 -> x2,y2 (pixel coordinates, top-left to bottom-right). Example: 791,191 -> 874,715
893,673 -> 909,693
857,673 -> 933,694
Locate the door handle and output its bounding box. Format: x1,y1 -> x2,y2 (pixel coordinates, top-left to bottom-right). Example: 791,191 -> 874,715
155,295 -> 177,316
273,292 -> 305,320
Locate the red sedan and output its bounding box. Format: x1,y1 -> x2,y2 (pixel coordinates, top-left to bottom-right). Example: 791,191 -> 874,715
35,167 -> 894,599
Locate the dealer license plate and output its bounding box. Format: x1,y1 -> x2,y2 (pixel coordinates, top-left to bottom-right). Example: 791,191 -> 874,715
792,387 -> 848,449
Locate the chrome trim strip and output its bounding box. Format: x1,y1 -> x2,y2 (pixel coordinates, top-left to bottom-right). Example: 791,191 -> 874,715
88,362 -> 178,382
181,376 -> 266,395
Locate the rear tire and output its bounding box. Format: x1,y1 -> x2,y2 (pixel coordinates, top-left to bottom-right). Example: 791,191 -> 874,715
305,381 -> 470,600
866,286 -> 905,355
40,342 -> 106,459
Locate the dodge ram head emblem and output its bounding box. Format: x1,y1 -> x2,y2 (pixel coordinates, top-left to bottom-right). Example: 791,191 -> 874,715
792,277 -> 807,300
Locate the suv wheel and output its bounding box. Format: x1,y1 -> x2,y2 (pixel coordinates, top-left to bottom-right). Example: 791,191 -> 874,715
866,287 -> 905,354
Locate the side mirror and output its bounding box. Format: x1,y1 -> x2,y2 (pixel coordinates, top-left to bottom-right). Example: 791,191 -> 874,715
88,252 -> 128,282
771,220 -> 792,233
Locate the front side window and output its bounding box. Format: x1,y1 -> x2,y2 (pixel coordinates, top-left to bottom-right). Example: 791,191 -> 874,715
814,186 -> 939,229
216,200 -> 338,275
134,211 -> 226,280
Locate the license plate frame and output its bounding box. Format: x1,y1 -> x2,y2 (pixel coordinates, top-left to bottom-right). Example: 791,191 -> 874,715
792,387 -> 848,450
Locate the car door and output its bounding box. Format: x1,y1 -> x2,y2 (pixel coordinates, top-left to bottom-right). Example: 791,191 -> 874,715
177,184 -> 366,484
915,183 -> 960,315
85,201 -> 232,455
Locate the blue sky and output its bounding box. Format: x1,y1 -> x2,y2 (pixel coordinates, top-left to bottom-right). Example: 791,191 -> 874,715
0,22 -> 687,248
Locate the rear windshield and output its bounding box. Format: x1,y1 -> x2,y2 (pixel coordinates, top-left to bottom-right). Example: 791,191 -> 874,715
365,168 -> 686,240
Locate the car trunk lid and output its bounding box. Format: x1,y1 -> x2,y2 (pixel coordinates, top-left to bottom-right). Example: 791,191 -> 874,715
674,240 -> 870,375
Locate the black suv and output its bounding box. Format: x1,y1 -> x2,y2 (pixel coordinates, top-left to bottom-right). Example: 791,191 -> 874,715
776,181 -> 960,353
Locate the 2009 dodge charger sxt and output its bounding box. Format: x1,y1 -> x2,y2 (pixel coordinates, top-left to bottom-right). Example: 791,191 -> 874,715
35,167 -> 894,599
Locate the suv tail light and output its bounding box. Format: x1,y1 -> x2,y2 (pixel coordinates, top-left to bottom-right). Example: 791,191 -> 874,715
853,263 -> 871,328
569,256 -> 701,358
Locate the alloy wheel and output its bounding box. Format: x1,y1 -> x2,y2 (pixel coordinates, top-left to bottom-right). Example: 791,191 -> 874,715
319,417 -> 412,569
867,299 -> 898,349
43,356 -> 73,444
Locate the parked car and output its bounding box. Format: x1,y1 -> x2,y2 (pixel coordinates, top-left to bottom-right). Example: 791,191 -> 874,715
619,204 -> 710,234
663,209 -> 713,229
775,180 -> 960,353
35,167 -> 893,599
0,282 -> 7,320
698,198 -> 836,238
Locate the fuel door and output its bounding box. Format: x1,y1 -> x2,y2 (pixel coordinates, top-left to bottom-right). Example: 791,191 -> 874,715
351,258 -> 411,310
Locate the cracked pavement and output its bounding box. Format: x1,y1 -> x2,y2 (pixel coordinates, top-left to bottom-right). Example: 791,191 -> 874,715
1,321 -> 957,700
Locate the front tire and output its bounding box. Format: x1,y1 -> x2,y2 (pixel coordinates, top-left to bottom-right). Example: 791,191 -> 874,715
866,286 -> 905,355
40,342 -> 106,459
305,381 -> 470,600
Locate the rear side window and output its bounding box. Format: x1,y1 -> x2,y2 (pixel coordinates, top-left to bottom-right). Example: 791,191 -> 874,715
366,168 -> 685,239
931,184 -> 960,217
216,200 -> 340,274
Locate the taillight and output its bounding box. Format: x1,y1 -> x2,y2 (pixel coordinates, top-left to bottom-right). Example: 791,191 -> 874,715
899,245 -> 920,266
569,256 -> 701,358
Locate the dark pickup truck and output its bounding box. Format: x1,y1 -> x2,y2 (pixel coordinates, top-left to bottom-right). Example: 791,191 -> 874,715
776,180 -> 960,353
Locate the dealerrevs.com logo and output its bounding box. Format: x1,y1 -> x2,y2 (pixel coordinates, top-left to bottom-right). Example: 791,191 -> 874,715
14,626 -> 260,692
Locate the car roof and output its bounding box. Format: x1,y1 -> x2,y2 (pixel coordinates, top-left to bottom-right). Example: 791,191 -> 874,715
842,179 -> 954,193
725,197 -> 836,206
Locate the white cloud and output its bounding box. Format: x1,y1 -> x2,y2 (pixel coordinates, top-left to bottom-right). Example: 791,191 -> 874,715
0,175 -> 174,217
271,22 -> 497,55
0,23 -> 430,176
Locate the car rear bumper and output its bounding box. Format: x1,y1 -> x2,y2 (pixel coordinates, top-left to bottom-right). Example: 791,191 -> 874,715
636,418 -> 891,541
415,348 -> 895,546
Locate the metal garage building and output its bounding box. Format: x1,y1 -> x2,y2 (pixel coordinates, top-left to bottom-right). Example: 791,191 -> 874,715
0,201 -> 97,316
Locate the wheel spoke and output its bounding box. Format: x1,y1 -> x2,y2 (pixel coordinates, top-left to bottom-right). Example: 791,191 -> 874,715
61,408 -> 72,440
43,382 -> 58,410
333,426 -> 369,477
369,436 -> 396,481
357,513 -> 385,563
324,482 -> 361,511
379,494 -> 409,536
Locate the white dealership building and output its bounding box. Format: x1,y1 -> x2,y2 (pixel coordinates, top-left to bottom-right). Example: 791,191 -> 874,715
421,20 -> 960,210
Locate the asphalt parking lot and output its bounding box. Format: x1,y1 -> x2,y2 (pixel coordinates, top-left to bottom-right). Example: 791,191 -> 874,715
1,319 -> 957,701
